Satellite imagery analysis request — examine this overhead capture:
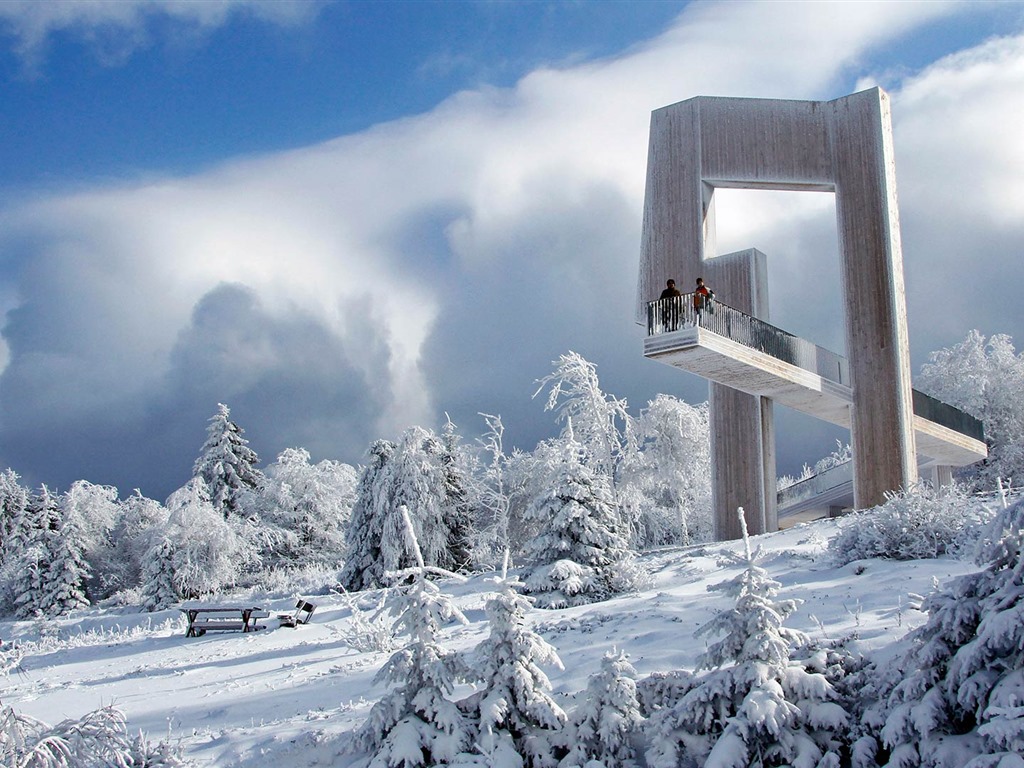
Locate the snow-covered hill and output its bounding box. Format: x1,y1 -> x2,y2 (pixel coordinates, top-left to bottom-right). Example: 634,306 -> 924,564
0,516 -> 984,766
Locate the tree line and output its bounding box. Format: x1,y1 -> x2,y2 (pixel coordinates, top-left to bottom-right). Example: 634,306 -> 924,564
0,329 -> 1021,621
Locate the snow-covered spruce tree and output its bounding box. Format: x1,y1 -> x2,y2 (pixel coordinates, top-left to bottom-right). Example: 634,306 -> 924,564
340,439 -> 397,592
440,417 -> 475,573
388,426 -> 473,576
352,506 -> 471,767
454,578 -> 567,768
0,470 -> 29,613
6,485 -> 56,619
193,402 -> 263,518
4,485 -> 89,618
522,430 -> 638,608
865,495 -> 1024,767
503,439 -> 571,558
558,649 -> 644,768
259,447 -> 357,565
343,427 -> 474,593
918,330 -> 1024,490
646,509 -> 849,768
39,499 -> 91,617
0,469 -> 28,562
628,394 -> 712,548
140,535 -> 182,611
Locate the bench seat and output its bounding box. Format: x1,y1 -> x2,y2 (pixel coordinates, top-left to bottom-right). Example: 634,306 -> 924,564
182,606 -> 269,637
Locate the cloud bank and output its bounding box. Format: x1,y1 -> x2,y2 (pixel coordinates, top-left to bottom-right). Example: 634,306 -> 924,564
1,1 -> 1021,497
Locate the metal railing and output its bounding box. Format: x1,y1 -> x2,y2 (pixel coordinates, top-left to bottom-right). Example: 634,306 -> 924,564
645,293 -> 984,443
912,389 -> 985,442
647,293 -> 849,386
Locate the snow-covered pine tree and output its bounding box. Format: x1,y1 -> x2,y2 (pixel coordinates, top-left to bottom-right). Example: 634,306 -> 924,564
558,649 -> 644,768
192,403 -> 262,519
455,579 -> 567,768
39,500 -> 91,616
868,495 -> 1024,767
7,485 -> 55,619
353,506 -> 471,767
340,439 -> 396,592
140,535 -> 181,611
0,468 -> 28,564
343,427 -> 474,593
440,417 -> 474,573
387,426 -> 466,575
522,431 -> 637,608
645,509 -> 849,768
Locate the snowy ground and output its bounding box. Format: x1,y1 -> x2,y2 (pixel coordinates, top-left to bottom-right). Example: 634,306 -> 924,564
0,517 -> 980,766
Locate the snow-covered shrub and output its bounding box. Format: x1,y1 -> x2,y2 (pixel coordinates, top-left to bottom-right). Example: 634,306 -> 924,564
559,650 -> 644,768
523,433 -> 640,608
334,588 -> 396,654
778,441 -> 852,492
863,496 -> 1024,767
829,484 -> 990,565
455,580 -> 567,768
646,510 -> 850,768
0,703 -> 190,767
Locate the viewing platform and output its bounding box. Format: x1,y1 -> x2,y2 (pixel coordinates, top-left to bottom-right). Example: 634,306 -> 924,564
644,294 -> 986,469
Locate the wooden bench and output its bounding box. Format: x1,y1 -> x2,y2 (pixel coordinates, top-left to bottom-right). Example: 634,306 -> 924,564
181,606 -> 270,637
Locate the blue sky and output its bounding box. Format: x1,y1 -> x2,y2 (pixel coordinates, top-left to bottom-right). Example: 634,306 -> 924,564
1,0 -> 1022,499
0,2 -> 687,190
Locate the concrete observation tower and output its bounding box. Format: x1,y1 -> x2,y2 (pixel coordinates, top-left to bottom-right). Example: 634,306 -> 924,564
636,88 -> 987,541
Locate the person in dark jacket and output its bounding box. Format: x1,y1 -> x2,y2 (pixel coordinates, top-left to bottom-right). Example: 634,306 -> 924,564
659,279 -> 682,331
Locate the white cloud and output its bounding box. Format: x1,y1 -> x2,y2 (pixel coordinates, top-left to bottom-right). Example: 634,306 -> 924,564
0,0 -> 1018,494
0,0 -> 317,68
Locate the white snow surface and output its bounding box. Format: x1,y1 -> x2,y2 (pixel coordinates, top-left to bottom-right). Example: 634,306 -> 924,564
0,518 -> 979,766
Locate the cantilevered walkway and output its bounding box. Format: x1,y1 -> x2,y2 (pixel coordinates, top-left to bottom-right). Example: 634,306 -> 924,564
644,294 -> 986,471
